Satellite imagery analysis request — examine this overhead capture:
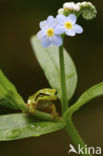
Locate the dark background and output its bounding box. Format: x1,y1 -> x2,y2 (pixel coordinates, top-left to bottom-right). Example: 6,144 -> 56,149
0,0 -> 103,156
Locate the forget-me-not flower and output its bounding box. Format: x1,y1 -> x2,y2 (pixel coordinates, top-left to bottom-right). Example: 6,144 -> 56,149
56,14 -> 83,36
37,16 -> 63,48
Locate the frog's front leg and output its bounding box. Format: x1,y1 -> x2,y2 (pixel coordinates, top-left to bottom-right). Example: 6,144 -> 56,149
27,103 -> 37,115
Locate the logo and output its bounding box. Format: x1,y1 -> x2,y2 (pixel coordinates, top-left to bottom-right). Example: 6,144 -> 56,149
68,144 -> 102,155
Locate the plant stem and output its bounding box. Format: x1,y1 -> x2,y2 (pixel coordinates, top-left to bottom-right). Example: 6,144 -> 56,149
34,110 -> 62,122
66,118 -> 92,156
59,45 -> 68,114
24,104 -> 62,122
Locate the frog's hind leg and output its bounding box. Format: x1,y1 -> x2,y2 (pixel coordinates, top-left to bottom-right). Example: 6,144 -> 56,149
41,103 -> 59,117
50,103 -> 56,114
50,103 -> 59,117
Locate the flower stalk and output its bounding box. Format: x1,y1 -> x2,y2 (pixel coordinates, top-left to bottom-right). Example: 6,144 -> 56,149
59,45 -> 68,114
59,44 -> 92,156
58,42 -> 93,156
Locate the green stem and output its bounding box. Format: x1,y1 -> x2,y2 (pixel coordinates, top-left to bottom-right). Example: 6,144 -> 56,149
59,45 -> 92,156
66,118 -> 92,156
59,45 -> 68,114
34,110 -> 62,122
24,104 -> 62,122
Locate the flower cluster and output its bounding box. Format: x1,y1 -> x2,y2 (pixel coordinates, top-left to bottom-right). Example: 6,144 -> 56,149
58,2 -> 81,15
58,1 -> 97,20
37,14 -> 83,48
63,2 -> 80,12
37,1 -> 97,48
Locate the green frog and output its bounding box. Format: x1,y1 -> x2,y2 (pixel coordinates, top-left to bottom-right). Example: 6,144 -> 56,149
27,88 -> 58,115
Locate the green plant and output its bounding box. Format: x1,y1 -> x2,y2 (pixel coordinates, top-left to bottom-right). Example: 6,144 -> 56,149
0,1 -> 101,156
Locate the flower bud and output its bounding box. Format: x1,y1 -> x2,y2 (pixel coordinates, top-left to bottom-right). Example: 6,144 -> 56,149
63,2 -> 75,11
81,2 -> 87,7
74,5 -> 80,11
59,1 -> 97,20
58,8 -> 64,15
81,2 -> 97,20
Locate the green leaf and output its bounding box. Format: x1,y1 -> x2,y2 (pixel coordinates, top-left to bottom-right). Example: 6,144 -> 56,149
75,82 -> 103,105
31,36 -> 77,102
0,113 -> 66,141
0,70 -> 27,111
64,82 -> 103,119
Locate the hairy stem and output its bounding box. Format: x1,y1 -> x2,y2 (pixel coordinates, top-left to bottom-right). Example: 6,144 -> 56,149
59,45 -> 68,114
66,118 -> 92,156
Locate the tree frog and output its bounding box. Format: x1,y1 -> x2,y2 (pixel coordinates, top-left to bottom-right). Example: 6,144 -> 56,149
27,88 -> 58,115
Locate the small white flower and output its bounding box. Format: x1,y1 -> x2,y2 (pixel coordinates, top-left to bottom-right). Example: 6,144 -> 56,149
74,5 -> 80,11
76,2 -> 81,6
76,2 -> 81,10
58,8 -> 64,15
63,2 -> 80,12
63,2 -> 75,11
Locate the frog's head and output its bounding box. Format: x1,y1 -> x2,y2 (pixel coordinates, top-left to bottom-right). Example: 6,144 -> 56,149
28,88 -> 57,104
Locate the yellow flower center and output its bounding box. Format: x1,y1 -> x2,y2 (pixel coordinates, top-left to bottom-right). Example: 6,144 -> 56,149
64,8 -> 69,12
47,28 -> 54,37
65,22 -> 72,29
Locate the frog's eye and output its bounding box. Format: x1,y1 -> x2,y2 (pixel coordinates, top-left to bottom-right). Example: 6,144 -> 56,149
35,93 -> 50,101
39,93 -> 44,96
39,93 -> 50,97
35,93 -> 45,101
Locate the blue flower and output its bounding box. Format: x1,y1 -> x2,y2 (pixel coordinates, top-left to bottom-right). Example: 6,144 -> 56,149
56,14 -> 83,36
37,16 -> 63,48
